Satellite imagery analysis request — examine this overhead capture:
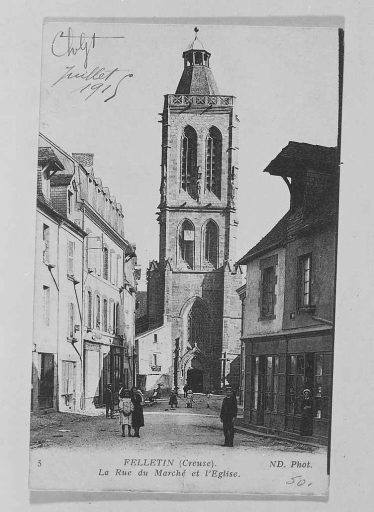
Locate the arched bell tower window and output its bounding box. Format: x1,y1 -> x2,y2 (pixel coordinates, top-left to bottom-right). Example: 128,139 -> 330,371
206,127 -> 222,197
181,126 -> 197,197
179,219 -> 195,269
188,301 -> 208,348
204,220 -> 219,268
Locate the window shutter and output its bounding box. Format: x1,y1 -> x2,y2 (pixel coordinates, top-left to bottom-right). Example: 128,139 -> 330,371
67,241 -> 74,276
96,240 -> 101,276
110,251 -> 116,284
117,256 -> 121,287
258,270 -> 263,308
87,237 -> 95,271
61,361 -> 68,395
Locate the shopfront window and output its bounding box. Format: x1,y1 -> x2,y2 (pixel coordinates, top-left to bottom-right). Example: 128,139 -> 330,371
265,356 -> 279,412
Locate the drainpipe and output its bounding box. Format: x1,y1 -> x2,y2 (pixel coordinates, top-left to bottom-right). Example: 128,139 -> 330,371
56,221 -> 61,411
80,200 -> 86,410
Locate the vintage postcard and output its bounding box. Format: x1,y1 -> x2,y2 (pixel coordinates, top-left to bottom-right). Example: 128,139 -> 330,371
29,20 -> 342,496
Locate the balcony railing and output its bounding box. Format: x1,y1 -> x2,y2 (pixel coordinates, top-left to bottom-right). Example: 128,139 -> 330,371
167,95 -> 233,107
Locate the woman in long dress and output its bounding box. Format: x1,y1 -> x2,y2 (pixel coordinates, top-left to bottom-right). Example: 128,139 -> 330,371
300,389 -> 313,436
131,388 -> 144,438
119,388 -> 134,437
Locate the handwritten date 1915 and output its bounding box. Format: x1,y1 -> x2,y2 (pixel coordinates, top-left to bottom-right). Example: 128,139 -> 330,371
52,65 -> 133,102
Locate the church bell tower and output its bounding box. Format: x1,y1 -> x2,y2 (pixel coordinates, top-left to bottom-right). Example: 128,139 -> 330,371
147,29 -> 242,392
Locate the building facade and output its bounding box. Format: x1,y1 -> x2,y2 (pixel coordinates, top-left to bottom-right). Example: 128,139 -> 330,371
137,31 -> 242,395
32,134 -> 138,412
237,142 -> 339,443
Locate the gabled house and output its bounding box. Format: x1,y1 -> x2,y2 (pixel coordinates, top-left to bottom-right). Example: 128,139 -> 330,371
32,134 -> 139,412
237,142 -> 339,443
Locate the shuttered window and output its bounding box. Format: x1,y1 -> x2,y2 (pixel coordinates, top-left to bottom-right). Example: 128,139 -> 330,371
87,290 -> 92,328
95,295 -> 101,329
67,303 -> 74,338
261,266 -> 276,317
103,298 -> 108,332
67,241 -> 75,276
103,247 -> 109,280
43,224 -> 50,263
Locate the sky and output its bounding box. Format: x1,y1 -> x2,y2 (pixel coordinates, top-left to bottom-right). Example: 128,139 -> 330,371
39,22 -> 340,289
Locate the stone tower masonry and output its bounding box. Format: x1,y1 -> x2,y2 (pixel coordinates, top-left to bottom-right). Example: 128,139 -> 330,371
146,29 -> 242,392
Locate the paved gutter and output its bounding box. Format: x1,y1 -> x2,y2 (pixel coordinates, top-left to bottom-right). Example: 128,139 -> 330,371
234,424 -> 325,449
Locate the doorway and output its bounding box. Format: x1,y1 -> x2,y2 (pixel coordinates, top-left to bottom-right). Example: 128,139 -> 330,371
39,353 -> 54,409
187,369 -> 204,393
61,360 -> 77,409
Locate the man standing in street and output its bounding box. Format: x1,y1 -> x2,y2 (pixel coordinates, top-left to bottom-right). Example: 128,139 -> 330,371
220,387 -> 238,447
104,383 -> 114,418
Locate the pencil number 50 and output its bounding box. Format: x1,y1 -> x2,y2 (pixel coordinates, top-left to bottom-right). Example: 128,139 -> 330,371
286,475 -> 312,487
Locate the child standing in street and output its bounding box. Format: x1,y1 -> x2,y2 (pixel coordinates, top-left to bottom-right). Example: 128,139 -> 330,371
206,391 -> 211,409
119,389 -> 134,437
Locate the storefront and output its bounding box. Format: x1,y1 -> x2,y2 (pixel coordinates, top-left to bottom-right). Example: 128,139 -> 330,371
244,329 -> 333,443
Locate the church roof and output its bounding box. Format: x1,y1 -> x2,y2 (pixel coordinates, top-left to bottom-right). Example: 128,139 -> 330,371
176,29 -> 219,95
176,65 -> 219,95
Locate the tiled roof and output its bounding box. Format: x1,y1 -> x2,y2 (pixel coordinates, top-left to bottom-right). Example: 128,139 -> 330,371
176,65 -> 219,95
38,147 -> 64,169
264,142 -> 338,176
237,199 -> 338,265
237,212 -> 290,264
50,174 -> 74,186
286,199 -> 338,241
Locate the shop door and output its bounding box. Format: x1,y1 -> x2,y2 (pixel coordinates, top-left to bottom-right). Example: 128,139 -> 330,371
111,347 -> 124,392
252,356 -> 266,425
286,352 -> 315,433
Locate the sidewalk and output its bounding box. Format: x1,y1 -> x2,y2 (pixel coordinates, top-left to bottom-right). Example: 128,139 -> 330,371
234,420 -> 326,448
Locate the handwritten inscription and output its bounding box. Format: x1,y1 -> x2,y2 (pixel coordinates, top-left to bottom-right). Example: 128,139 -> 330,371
286,475 -> 313,487
50,27 -> 133,102
52,28 -> 97,69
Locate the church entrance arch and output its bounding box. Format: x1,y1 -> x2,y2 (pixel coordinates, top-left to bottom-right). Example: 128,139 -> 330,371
187,369 -> 204,393
186,356 -> 204,392
178,297 -> 212,392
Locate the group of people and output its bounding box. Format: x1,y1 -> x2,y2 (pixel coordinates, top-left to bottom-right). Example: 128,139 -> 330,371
104,383 -> 314,444
168,386 -> 194,409
103,384 -> 144,438
104,382 -> 239,446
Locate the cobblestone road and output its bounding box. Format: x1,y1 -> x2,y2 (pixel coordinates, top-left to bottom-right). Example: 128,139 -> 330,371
30,395 -> 325,458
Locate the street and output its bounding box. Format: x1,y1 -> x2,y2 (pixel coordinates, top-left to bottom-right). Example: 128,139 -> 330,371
30,394 -> 325,457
